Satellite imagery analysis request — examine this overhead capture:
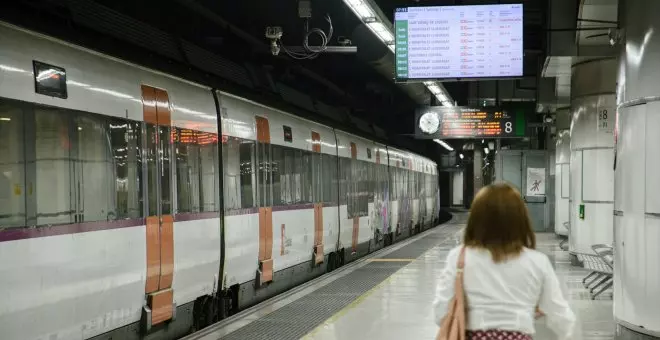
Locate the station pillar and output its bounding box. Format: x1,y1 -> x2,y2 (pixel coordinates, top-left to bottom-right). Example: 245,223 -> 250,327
614,0 -> 660,338
568,58 -> 616,264
554,108 -> 570,236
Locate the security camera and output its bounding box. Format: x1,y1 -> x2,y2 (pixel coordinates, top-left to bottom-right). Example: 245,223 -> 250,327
265,26 -> 283,56
608,28 -> 622,47
265,26 -> 283,40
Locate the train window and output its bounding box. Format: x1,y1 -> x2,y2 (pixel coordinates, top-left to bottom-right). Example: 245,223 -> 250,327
74,114 -> 117,223
0,102 -> 26,228
301,152 -> 312,204
368,162 -> 375,203
146,124 -> 159,216
312,151 -> 322,203
159,125 -> 172,215
255,142 -> 274,207
239,140 -> 255,209
271,145 -> 310,206
338,157 -> 348,206
322,154 -> 337,204
34,108 -> 74,225
222,136 -> 255,211
271,145 -> 283,206
109,119 -> 143,219
174,129 -> 219,213
222,136 -> 240,210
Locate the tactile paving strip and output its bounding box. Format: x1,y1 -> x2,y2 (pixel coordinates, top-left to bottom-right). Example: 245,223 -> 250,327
220,262 -> 406,340
219,225 -> 462,340
382,228 -> 459,259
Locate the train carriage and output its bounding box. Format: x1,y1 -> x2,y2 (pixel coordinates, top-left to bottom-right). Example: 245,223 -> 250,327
0,21 -> 440,340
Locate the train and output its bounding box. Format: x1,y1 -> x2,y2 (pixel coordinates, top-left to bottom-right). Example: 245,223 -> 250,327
0,21 -> 440,340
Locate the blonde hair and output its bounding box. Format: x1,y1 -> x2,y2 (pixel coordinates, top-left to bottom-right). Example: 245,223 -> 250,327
464,182 -> 536,263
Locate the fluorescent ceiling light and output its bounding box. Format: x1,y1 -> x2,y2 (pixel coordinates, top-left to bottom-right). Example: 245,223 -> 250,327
434,139 -> 454,151
367,22 -> 393,43
345,0 -> 374,19
343,0 -> 454,106
459,153 -> 464,159
428,85 -> 441,94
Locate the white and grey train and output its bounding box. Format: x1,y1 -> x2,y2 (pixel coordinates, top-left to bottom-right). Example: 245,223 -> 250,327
0,22 -> 441,340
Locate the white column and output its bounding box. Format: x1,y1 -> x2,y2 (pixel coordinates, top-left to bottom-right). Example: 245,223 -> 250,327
451,171 -> 464,206
568,58 -> 616,259
473,149 -> 483,195
554,108 -> 571,236
614,0 -> 660,337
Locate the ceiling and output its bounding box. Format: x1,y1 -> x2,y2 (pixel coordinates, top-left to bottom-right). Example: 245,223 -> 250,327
539,0 -> 618,113
0,0 -> 551,157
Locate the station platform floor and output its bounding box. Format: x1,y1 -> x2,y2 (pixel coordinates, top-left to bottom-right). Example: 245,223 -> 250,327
184,213 -> 614,340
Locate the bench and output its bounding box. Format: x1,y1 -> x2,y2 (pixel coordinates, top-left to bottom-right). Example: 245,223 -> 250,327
576,244 -> 614,300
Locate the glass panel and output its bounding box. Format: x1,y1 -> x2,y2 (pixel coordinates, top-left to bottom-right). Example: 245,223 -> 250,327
75,114 -> 114,222
223,136 -> 240,211
239,139 -> 255,209
312,151 -> 322,203
255,142 -> 273,207
301,152 -> 312,204
175,129 -> 218,214
199,133 -> 218,212
271,145 -> 283,206
34,108 -> 73,225
175,129 -> 200,213
270,144 -> 280,207
0,102 -> 26,228
159,125 -> 172,215
111,119 -> 143,219
322,154 -> 338,204
146,124 -> 159,216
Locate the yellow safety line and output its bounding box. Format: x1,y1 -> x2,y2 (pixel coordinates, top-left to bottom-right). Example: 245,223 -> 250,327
301,259 -> 418,339
366,258 -> 415,262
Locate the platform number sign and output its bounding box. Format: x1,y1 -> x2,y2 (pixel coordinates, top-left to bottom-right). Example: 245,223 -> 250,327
505,121 -> 513,134
598,104 -> 614,134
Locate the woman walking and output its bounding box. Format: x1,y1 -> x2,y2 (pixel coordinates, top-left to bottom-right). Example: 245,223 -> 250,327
433,183 -> 576,339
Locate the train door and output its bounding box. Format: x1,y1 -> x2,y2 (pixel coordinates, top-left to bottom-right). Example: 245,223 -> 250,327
255,116 -> 273,286
141,85 -> 175,328
311,132 -> 324,265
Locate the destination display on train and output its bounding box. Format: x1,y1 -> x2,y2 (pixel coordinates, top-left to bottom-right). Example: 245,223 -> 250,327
415,106 -> 522,139
394,4 -> 523,81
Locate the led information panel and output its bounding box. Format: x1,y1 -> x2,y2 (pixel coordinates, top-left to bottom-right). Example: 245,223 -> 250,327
394,4 -> 523,81
415,106 -> 525,139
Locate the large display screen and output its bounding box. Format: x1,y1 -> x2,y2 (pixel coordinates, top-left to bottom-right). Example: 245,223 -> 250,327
394,4 -> 523,81
415,106 -> 525,139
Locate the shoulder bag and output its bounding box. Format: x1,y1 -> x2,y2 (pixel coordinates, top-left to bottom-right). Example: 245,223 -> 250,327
436,246 -> 467,340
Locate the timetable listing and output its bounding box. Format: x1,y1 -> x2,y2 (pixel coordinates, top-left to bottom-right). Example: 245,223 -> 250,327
395,4 -> 523,80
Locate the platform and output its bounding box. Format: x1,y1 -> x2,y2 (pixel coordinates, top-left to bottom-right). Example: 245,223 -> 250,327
184,214 -> 614,340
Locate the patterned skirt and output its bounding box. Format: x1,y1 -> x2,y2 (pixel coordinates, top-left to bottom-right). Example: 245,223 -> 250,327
467,330 -> 533,340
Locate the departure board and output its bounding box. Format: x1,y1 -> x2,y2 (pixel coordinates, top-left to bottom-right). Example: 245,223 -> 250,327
415,106 -> 523,139
394,4 -> 523,81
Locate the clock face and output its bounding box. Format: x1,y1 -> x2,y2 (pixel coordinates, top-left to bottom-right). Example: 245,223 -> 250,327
419,112 -> 440,134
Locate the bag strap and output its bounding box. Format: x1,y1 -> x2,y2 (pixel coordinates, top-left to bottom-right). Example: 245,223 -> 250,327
457,246 -> 466,271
